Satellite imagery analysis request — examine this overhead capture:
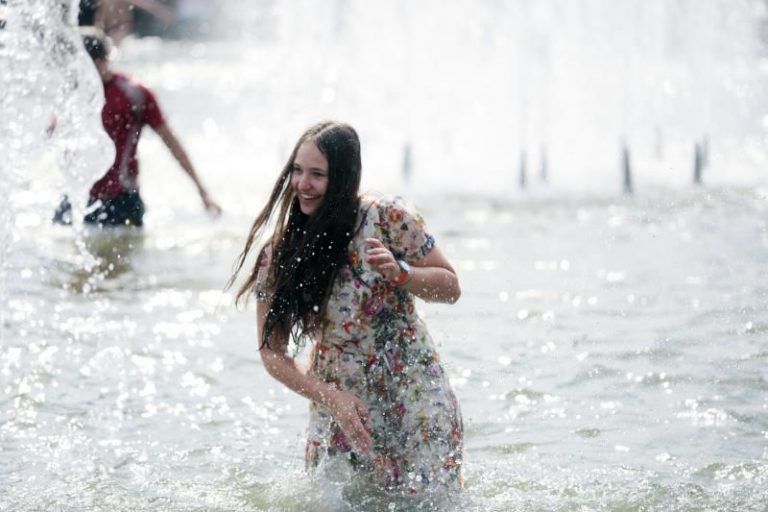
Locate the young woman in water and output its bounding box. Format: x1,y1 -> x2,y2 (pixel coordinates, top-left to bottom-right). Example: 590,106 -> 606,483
230,121 -> 463,494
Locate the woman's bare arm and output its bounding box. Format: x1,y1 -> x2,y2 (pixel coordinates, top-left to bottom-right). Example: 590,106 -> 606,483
256,300 -> 372,453
153,123 -> 222,215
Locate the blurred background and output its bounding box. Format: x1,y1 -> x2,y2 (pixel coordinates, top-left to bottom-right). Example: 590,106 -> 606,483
1,1 -> 767,511
78,0 -> 768,195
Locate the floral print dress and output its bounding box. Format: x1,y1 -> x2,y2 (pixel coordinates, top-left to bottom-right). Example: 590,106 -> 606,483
258,195 -> 463,494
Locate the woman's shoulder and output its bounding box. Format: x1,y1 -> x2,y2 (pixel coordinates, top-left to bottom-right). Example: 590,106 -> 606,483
358,193 -> 431,238
359,193 -> 417,216
359,192 -> 384,210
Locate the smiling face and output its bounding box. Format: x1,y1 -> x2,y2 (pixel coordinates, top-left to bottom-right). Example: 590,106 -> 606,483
291,140 -> 329,216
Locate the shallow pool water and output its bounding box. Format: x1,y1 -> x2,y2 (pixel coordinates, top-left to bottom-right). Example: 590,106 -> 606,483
2,186 -> 767,511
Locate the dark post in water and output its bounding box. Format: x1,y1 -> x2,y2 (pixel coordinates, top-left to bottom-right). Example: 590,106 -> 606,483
539,144 -> 548,183
402,143 -> 412,185
622,141 -> 633,195
693,135 -> 709,185
519,150 -> 527,189
693,142 -> 703,185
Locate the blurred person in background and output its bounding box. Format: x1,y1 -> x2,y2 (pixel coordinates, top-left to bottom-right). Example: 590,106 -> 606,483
134,0 -> 216,39
53,27 -> 221,227
78,0 -> 176,44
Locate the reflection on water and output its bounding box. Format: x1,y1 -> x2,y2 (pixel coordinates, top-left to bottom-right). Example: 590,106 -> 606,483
78,227 -> 145,286
38,226 -> 145,294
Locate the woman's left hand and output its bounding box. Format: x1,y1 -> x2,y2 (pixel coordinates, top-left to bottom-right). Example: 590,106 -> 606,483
364,237 -> 461,303
364,238 -> 401,283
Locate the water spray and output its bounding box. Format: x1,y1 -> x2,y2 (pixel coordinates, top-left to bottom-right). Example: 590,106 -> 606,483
0,0 -> 114,333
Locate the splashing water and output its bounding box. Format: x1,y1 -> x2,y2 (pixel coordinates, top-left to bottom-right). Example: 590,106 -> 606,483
0,0 -> 113,323
1,0 -> 112,203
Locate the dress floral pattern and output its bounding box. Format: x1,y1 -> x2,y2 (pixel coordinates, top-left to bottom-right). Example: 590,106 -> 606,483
257,195 -> 463,494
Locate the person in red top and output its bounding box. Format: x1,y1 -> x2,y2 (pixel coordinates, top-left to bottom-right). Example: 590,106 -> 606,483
54,27 -> 221,227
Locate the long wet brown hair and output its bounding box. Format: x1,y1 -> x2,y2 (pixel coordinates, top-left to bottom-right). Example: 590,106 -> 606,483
228,121 -> 362,350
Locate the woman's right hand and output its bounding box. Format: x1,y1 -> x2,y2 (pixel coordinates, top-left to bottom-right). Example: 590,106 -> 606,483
327,388 -> 373,454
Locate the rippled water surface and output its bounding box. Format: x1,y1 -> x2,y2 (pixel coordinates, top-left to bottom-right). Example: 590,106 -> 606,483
2,184 -> 767,511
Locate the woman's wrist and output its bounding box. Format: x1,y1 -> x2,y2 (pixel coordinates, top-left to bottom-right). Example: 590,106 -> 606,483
390,259 -> 412,286
315,381 -> 341,409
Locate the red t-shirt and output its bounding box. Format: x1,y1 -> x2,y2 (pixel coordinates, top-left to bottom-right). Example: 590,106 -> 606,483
89,72 -> 165,199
